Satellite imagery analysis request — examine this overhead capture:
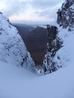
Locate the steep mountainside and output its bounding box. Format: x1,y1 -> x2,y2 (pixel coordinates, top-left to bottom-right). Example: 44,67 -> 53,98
0,13 -> 35,71
41,0 -> 74,74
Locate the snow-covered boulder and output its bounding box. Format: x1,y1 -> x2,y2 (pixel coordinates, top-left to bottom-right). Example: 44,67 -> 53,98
0,13 -> 35,71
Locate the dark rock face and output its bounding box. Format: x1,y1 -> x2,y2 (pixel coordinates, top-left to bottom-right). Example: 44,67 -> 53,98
57,0 -> 74,31
14,24 -> 48,65
47,25 -> 59,54
28,26 -> 48,65
42,25 -> 63,74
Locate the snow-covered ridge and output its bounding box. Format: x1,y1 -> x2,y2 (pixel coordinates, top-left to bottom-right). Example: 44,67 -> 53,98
0,13 -> 35,71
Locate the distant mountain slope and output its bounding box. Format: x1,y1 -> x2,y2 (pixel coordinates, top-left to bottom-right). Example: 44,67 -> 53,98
28,26 -> 48,65
29,26 -> 48,51
0,13 -> 35,71
14,24 -> 48,65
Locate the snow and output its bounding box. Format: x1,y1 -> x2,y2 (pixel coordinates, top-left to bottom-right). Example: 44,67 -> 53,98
0,13 -> 35,71
54,27 -> 74,68
70,4 -> 74,9
0,59 -> 74,98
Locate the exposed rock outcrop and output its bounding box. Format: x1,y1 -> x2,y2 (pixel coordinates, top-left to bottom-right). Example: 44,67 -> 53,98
57,0 -> 74,31
41,25 -> 62,74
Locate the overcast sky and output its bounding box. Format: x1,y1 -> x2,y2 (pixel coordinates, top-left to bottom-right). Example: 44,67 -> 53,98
0,0 -> 64,23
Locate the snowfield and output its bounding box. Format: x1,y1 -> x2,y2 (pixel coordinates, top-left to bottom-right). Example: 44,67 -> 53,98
0,59 -> 74,98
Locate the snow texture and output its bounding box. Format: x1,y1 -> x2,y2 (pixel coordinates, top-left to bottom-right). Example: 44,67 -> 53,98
0,56 -> 74,98
54,27 -> 74,68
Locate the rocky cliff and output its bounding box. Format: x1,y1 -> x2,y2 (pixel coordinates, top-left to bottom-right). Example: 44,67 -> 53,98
57,0 -> 74,31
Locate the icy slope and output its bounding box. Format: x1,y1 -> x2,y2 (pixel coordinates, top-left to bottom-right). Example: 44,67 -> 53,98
0,59 -> 74,98
0,13 -> 35,71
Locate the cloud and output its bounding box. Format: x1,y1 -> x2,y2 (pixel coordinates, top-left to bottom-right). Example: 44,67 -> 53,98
0,0 -> 64,22
30,0 -> 64,21
0,0 -> 27,16
31,0 -> 60,9
34,2 -> 63,18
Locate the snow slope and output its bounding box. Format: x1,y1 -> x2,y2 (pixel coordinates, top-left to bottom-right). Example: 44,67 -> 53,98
54,27 -> 74,68
0,59 -> 74,98
0,13 -> 35,71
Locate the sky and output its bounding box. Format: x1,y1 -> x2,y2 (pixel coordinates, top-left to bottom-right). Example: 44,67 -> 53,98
0,0 -> 64,23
